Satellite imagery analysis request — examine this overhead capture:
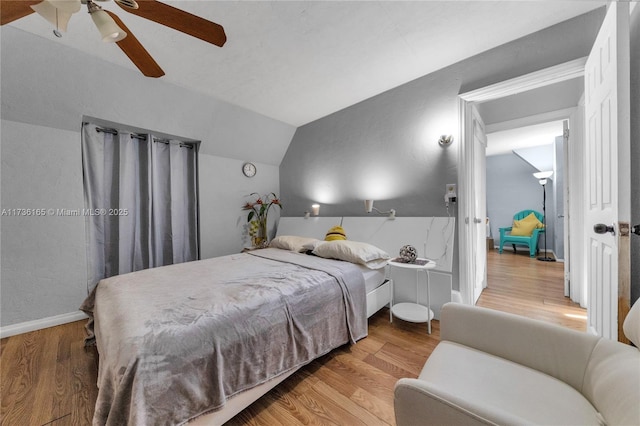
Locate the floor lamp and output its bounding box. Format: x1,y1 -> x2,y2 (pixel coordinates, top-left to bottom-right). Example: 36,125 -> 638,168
533,171 -> 555,262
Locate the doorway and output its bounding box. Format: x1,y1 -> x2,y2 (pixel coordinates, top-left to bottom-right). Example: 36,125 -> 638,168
457,57 -> 586,308
459,2 -> 633,341
479,114 -> 588,328
483,120 -> 567,258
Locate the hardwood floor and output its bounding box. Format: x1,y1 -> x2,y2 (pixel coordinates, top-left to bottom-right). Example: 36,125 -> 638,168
1,252 -> 586,425
0,320 -> 98,425
479,249 -> 587,331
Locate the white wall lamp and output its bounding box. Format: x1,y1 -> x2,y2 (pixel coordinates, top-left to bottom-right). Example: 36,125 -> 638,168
364,200 -> 396,220
438,135 -> 454,147
304,203 -> 321,218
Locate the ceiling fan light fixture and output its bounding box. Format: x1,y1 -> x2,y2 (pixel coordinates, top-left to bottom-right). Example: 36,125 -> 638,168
48,0 -> 81,14
30,0 -> 77,32
114,0 -> 139,10
88,1 -> 126,42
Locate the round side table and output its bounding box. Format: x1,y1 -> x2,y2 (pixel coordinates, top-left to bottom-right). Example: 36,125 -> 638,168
388,258 -> 437,333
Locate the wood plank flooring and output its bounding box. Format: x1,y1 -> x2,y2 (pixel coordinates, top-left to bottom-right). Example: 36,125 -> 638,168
0,320 -> 98,425
1,251 -> 585,425
479,249 -> 587,331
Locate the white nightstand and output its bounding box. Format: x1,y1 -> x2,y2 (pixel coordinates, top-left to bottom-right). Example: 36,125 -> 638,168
388,258 -> 437,333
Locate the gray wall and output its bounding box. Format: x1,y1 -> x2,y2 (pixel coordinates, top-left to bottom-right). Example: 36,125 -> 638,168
486,154 -> 556,256
280,8 -> 605,292
1,27 -> 295,327
1,122 -> 88,324
631,4 -> 640,304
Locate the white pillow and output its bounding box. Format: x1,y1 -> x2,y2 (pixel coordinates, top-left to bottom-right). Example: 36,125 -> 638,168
301,239 -> 324,252
312,240 -> 390,269
269,235 -> 321,253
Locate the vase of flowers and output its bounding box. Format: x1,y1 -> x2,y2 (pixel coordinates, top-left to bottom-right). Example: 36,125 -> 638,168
242,192 -> 282,248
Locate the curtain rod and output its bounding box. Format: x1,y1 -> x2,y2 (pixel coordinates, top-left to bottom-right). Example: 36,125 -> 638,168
88,124 -> 193,148
96,127 -> 118,135
154,138 -> 194,149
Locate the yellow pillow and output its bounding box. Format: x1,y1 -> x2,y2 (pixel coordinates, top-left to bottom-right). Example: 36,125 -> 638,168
325,225 -> 347,241
511,213 -> 543,237
521,212 -> 544,229
511,219 -> 537,236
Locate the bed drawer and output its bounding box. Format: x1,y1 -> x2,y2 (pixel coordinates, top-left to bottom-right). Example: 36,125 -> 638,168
367,279 -> 391,318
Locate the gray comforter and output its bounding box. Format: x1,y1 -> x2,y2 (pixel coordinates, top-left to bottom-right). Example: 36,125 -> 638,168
81,248 -> 367,425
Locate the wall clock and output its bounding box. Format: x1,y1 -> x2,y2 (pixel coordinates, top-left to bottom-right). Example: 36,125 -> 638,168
242,162 -> 256,178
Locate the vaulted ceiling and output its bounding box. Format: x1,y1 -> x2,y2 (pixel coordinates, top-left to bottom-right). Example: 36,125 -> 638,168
7,1 -> 606,126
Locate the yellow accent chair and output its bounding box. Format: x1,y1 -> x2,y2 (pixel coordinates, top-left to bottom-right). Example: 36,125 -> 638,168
498,210 -> 544,257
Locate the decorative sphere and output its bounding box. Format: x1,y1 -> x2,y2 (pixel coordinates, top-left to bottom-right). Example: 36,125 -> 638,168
399,245 -> 417,263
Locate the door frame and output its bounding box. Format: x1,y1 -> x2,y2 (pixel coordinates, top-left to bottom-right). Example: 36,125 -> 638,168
457,57 -> 586,306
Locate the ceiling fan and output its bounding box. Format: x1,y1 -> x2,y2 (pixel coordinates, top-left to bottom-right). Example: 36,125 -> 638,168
0,0 -> 227,78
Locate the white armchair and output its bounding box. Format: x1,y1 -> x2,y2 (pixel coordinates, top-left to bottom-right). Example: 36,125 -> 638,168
394,301 -> 640,425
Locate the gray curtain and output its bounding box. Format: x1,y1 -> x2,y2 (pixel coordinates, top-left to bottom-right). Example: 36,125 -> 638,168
82,123 -> 198,293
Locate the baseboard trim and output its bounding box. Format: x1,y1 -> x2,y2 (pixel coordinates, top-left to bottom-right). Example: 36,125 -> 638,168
492,246 -> 558,259
0,311 -> 88,339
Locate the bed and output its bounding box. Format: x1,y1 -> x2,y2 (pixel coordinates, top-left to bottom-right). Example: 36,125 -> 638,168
83,216 -> 454,425
81,217 -> 392,425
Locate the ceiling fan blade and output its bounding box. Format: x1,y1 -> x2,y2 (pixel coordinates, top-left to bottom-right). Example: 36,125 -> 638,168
105,10 -> 164,78
115,0 -> 226,47
1,1 -> 41,25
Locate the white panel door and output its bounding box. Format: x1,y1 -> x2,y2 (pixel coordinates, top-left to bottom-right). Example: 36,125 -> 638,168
562,121 -> 570,296
472,106 -> 487,303
584,3 -> 630,339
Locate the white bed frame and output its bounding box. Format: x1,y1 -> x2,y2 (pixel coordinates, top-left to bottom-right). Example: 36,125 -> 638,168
189,216 -> 455,425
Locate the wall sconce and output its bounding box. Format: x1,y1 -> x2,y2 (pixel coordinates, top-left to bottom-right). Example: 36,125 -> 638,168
364,200 -> 396,220
364,199 -> 374,213
438,135 -> 454,147
304,204 -> 320,218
